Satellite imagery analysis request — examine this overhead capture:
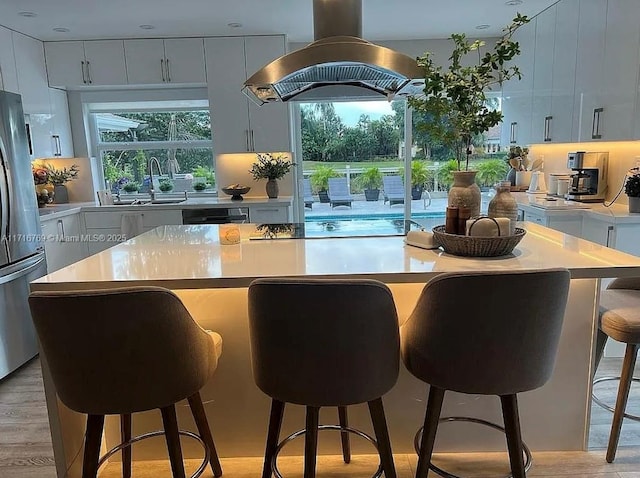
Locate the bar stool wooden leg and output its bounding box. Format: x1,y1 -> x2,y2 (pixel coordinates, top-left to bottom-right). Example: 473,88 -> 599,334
82,414 -> 105,478
607,343 -> 639,463
160,405 -> 186,478
416,386 -> 445,478
368,397 -> 397,478
120,414 -> 132,478
262,399 -> 285,478
304,406 -> 320,478
338,406 -> 351,464
188,392 -> 223,477
500,394 -> 526,478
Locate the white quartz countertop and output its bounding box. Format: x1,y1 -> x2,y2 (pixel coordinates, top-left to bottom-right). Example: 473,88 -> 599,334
38,202 -> 95,221
513,192 -> 640,222
30,222 -> 640,291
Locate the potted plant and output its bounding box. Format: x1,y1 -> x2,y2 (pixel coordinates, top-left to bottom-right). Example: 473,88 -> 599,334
310,165 -> 338,203
399,161 -> 431,199
408,14 -> 529,216
44,163 -> 80,204
193,182 -> 208,192
159,180 -> 174,193
193,165 -> 216,189
626,173 -> 640,213
249,153 -> 294,199
122,181 -> 140,193
356,166 -> 383,201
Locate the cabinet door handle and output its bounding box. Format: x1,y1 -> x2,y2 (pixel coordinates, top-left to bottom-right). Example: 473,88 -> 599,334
165,59 -> 171,82
57,219 -> 65,242
161,59 -> 166,82
592,107 -> 603,139
86,61 -> 92,84
52,135 -> 61,156
250,129 -> 255,151
245,130 -> 250,151
81,60 -> 87,84
544,116 -> 552,142
510,122 -> 517,144
606,225 -> 614,247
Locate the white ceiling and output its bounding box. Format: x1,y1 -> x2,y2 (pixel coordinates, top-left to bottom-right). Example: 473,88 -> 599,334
0,0 -> 557,43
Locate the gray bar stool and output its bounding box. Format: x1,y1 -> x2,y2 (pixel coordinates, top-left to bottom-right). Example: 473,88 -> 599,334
593,277 -> 640,463
401,269 -> 570,478
248,278 -> 400,478
29,287 -> 224,478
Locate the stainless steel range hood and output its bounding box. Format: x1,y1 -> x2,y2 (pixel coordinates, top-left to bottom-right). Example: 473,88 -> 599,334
243,0 -> 425,104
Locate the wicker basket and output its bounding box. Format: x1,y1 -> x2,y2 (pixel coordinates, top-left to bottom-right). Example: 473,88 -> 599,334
432,225 -> 526,257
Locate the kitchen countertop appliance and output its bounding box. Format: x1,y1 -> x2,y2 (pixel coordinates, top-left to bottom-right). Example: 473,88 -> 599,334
566,151 -> 609,202
0,91 -> 47,379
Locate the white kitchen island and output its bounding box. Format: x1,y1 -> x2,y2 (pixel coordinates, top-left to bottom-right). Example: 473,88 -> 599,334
31,223 -> 640,478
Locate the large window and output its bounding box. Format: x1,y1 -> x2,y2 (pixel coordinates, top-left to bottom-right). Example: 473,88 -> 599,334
91,102 -> 215,193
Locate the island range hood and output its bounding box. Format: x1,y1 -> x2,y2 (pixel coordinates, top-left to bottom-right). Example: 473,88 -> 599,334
243,0 -> 425,104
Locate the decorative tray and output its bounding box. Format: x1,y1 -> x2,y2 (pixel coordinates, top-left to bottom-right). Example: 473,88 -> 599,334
432,225 -> 526,257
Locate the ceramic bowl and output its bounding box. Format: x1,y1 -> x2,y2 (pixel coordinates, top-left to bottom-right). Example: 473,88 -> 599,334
221,186 -> 251,200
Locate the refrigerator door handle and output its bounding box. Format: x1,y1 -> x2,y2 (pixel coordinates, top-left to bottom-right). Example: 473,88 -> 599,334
0,138 -> 11,262
0,253 -> 45,285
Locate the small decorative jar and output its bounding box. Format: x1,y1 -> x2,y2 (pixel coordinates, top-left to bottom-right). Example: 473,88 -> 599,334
488,181 -> 518,234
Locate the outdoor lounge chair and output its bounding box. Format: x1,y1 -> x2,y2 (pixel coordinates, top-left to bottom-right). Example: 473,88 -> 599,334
303,178 -> 314,209
328,177 -> 353,208
382,175 -> 405,206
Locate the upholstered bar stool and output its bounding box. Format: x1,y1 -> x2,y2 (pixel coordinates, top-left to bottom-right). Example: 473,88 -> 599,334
401,269 -> 570,478
248,278 -> 400,478
28,287 -> 224,478
592,277 -> 640,463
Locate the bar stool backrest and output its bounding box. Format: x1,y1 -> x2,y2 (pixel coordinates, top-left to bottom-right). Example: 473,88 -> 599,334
401,269 -> 570,395
29,287 -> 218,415
248,278 -> 400,407
608,277 -> 640,290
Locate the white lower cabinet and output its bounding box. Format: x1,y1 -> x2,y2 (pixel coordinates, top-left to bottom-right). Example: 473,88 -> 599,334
248,205 -> 291,224
40,213 -> 88,273
582,216 -> 640,256
521,208 -> 583,237
83,209 -> 183,255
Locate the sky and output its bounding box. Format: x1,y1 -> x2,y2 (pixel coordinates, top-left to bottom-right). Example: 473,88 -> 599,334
332,101 -> 396,126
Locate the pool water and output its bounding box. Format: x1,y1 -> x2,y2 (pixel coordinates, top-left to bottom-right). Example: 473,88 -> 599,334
307,212 -> 445,222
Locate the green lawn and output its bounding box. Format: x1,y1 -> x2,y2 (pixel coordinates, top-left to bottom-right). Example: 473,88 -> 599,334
301,156 -> 504,172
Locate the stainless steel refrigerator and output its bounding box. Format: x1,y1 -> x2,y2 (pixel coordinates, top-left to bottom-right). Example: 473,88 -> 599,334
0,91 -> 47,380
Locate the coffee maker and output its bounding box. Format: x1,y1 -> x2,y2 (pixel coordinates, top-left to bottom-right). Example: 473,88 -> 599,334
566,151 -> 608,202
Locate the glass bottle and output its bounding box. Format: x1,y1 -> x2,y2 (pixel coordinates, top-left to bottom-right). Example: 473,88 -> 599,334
488,181 -> 518,235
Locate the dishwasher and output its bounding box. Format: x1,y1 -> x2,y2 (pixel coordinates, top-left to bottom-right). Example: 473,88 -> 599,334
182,207 -> 249,224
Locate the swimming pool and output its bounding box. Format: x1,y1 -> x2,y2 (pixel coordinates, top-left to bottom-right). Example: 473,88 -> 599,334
306,211 -> 445,222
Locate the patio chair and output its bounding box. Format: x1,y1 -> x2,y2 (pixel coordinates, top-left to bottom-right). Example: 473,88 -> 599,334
382,175 -> 405,206
303,178 -> 314,209
328,178 -> 353,208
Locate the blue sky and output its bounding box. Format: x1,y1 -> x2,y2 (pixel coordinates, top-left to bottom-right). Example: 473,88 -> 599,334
332,101 -> 396,126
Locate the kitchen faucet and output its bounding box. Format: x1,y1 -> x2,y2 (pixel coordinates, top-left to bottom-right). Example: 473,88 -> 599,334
147,157 -> 162,201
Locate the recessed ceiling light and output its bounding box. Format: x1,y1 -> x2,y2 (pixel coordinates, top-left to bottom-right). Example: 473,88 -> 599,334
18,11 -> 37,18
505,0 -> 523,5
227,22 -> 242,28
475,24 -> 491,30
139,24 -> 155,30
53,27 -> 70,33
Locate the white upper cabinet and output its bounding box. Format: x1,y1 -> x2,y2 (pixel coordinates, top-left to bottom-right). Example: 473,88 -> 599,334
206,35 -> 290,155
124,39 -> 165,84
549,0 -> 579,143
45,40 -> 127,88
572,0 -> 607,142
601,0 -> 640,141
125,38 -> 206,85
82,41 -> 127,86
13,32 -> 50,115
49,88 -> 74,157
500,18 -> 536,146
530,5 -> 556,144
162,38 -> 206,84
0,27 -> 19,94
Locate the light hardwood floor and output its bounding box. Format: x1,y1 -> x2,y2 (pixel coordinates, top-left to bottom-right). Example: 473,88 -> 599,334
1,357 -> 640,478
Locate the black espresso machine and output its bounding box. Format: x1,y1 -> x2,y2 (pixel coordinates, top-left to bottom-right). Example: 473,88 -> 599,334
566,151 -> 609,202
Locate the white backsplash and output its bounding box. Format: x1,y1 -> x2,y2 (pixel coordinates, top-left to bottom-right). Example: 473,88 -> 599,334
215,152 -> 294,199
